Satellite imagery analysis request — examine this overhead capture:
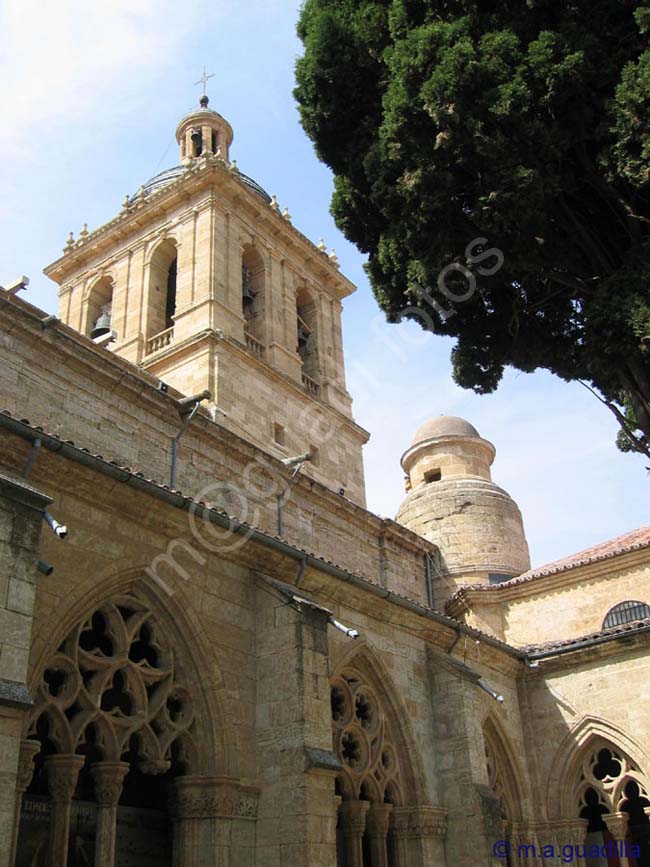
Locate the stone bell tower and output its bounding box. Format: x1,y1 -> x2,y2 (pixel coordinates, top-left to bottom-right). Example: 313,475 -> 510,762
396,416 -> 530,601
44,92 -> 369,505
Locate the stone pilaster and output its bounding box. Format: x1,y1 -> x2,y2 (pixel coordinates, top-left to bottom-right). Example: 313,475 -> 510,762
90,761 -> 129,867
44,754 -> 85,867
0,474 -> 51,867
254,587 -> 336,867
338,800 -> 369,867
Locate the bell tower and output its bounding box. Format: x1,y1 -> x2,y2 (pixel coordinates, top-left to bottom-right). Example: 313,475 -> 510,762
44,91 -> 369,505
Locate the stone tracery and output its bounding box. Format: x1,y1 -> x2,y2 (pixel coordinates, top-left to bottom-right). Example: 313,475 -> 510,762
26,595 -> 197,774
331,668 -> 403,807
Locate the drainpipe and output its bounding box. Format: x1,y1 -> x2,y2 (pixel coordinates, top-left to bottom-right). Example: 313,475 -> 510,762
170,390 -> 211,488
424,552 -> 434,608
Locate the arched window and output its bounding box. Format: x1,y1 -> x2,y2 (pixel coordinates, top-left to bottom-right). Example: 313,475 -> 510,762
296,287 -> 319,386
86,276 -> 114,342
576,744 -> 650,866
603,601 -> 650,630
241,245 -> 265,347
16,596 -> 199,866
332,668 -> 403,867
147,239 -> 178,350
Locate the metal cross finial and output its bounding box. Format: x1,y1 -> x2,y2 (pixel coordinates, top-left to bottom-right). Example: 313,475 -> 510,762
194,67 -> 215,97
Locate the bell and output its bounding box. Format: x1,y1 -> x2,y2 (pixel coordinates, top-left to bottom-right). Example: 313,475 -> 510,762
91,309 -> 111,339
297,324 -> 311,348
242,284 -> 255,306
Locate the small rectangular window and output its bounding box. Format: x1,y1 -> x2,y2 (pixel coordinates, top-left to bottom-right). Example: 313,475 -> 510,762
424,468 -> 442,483
274,423 -> 286,447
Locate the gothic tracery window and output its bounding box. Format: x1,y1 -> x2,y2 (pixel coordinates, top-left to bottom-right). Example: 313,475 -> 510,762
17,595 -> 198,866
332,669 -> 403,807
577,744 -> 650,866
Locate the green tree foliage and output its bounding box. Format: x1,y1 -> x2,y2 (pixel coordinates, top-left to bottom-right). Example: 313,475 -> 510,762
295,0 -> 650,457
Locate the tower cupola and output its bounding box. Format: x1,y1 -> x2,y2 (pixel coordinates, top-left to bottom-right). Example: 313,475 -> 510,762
175,94 -> 234,165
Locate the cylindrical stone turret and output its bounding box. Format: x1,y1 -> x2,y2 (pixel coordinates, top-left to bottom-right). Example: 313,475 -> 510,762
396,416 -> 530,602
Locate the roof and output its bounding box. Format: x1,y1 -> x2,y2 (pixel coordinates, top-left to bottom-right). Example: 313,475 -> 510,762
447,526 -> 650,606
0,409 -> 523,661
411,415 -> 480,445
525,616 -> 650,656
135,164 -> 271,204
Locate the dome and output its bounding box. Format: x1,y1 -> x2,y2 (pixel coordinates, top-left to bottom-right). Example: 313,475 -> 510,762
132,165 -> 272,204
411,415 -> 480,445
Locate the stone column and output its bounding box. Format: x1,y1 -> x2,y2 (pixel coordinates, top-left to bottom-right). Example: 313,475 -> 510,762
44,754 -> 85,867
603,812 -> 630,867
366,803 -> 393,867
9,739 -> 40,867
90,761 -> 129,867
339,800 -> 369,867
0,475 -> 51,867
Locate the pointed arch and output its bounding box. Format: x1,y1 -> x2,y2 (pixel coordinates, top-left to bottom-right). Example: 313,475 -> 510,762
546,715 -> 650,820
26,566 -> 234,777
331,638 -> 428,807
482,713 -> 527,824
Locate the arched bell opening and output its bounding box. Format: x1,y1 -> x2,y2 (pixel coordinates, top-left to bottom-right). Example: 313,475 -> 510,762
146,239 -> 178,349
86,276 -> 114,342
241,245 -> 266,346
14,595 -> 207,867
296,287 -> 319,383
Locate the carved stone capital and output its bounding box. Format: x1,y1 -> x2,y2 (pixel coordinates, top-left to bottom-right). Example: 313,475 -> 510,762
366,803 -> 393,838
17,739 -> 40,793
603,811 -> 629,841
44,754 -> 85,802
339,800 -> 370,836
546,818 -> 588,847
391,805 -> 448,839
90,762 -> 130,807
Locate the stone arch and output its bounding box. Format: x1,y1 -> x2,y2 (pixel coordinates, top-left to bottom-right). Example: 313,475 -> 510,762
145,236 -> 179,343
241,242 -> 266,344
482,713 -> 527,826
16,568 -> 251,867
82,274 -> 114,339
296,284 -> 320,382
331,639 -> 428,807
546,715 -> 650,821
25,568 -> 231,777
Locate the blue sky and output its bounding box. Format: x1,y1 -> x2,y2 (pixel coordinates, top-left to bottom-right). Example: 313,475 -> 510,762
0,0 -> 646,568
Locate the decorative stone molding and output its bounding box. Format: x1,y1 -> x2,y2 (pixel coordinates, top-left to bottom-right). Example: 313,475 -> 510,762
391,805 -> 448,839
171,776 -> 260,821
17,739 -> 40,792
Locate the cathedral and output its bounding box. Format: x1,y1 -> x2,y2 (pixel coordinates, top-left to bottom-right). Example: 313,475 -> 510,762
0,93 -> 649,867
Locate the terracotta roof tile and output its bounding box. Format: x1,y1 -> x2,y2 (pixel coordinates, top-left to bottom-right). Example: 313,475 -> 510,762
446,526 -> 650,608
525,617 -> 650,655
